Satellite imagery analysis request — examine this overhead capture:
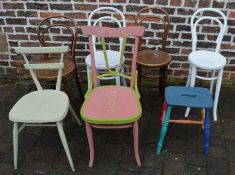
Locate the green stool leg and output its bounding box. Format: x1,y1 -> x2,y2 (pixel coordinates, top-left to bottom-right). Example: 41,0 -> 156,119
156,106 -> 172,155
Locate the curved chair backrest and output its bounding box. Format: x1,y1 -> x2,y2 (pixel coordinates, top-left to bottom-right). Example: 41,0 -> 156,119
191,8 -> 227,52
81,26 -> 145,89
37,15 -> 78,63
135,7 -> 170,51
88,7 -> 126,53
14,46 -> 68,91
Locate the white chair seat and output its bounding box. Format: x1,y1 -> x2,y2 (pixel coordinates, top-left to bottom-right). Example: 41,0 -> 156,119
9,90 -> 69,123
189,50 -> 226,70
85,50 -> 125,69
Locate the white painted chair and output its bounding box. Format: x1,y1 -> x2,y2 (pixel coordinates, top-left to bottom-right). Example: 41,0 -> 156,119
10,46 -> 78,171
85,7 -> 127,87
185,8 -> 227,121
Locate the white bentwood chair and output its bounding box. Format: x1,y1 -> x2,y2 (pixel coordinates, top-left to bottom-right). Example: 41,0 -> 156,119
85,7 -> 127,87
185,8 -> 227,121
10,46 -> 77,171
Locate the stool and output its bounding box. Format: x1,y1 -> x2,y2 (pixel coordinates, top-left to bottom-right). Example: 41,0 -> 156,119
156,86 -> 213,155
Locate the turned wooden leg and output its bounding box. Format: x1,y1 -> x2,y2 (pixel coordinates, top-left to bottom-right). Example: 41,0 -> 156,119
159,67 -> 168,98
157,106 -> 172,155
74,71 -> 84,101
204,108 -> 210,155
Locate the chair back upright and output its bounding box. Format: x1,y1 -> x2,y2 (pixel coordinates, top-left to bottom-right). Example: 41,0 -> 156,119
14,46 -> 69,91
37,16 -> 78,63
88,7 -> 126,54
81,26 -> 145,89
191,8 -> 227,52
135,7 -> 170,51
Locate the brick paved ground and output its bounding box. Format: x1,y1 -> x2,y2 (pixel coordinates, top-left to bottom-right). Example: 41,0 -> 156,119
0,82 -> 234,175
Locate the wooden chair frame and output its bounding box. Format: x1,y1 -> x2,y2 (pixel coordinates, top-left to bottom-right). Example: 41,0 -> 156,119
135,7 -> 171,97
37,15 -> 84,100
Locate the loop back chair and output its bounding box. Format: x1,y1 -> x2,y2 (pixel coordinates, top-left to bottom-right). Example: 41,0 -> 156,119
10,46 -> 77,171
185,8 -> 227,121
85,7 -> 127,87
37,15 -> 84,100
135,7 -> 171,97
80,25 -> 145,167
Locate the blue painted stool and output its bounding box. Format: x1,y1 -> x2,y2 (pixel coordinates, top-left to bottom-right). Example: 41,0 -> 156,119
156,86 -> 213,155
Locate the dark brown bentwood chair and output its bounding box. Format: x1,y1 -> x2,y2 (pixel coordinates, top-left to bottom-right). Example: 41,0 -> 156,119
36,15 -> 84,100
135,7 -> 171,97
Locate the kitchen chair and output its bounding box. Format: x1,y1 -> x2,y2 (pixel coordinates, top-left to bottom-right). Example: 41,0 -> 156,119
37,15 -> 84,100
10,46 -> 77,171
81,25 -> 145,167
185,8 -> 227,121
135,7 -> 171,97
85,7 -> 127,87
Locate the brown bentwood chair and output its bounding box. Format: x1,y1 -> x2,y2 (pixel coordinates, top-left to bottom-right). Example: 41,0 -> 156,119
135,7 -> 171,97
36,15 -> 84,100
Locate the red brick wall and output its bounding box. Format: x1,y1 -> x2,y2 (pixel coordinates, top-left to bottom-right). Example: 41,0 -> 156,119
0,0 -> 235,85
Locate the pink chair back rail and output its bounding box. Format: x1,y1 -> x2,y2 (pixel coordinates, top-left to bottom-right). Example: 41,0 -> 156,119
81,25 -> 145,89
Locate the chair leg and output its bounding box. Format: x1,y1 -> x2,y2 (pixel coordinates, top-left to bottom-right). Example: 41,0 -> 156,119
87,66 -> 91,88
69,104 -> 82,125
210,70 -> 216,94
115,66 -> 121,86
56,121 -> 75,171
186,65 -> 192,87
96,69 -> 100,86
213,69 -> 223,121
137,65 -> 142,94
63,78 -> 76,122
121,67 -> 127,86
204,109 -> 210,155
74,71 -> 84,101
185,66 -> 197,117
159,67 -> 167,98
85,123 -> 94,167
133,121 -> 141,166
201,108 -> 205,129
13,122 -> 18,169
63,78 -> 70,97
115,76 -> 121,86
160,102 -> 167,126
157,106 -> 172,155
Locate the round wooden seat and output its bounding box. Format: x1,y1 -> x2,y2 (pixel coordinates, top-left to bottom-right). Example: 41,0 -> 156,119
34,58 -> 76,80
137,50 -> 171,68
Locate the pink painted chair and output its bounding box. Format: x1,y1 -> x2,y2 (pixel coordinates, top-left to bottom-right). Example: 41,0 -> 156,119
80,25 -> 145,167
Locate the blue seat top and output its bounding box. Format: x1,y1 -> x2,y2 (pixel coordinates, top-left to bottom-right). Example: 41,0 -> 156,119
165,86 -> 213,108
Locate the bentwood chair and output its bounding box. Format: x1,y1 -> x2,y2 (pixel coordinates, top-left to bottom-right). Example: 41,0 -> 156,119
135,7 -> 171,97
81,25 -> 145,167
85,7 -> 127,87
185,8 -> 227,121
37,15 -> 84,101
10,46 -> 77,171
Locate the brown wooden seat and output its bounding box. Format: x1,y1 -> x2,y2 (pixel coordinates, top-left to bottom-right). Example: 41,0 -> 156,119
34,59 -> 76,80
37,15 -> 84,100
135,7 -> 171,97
